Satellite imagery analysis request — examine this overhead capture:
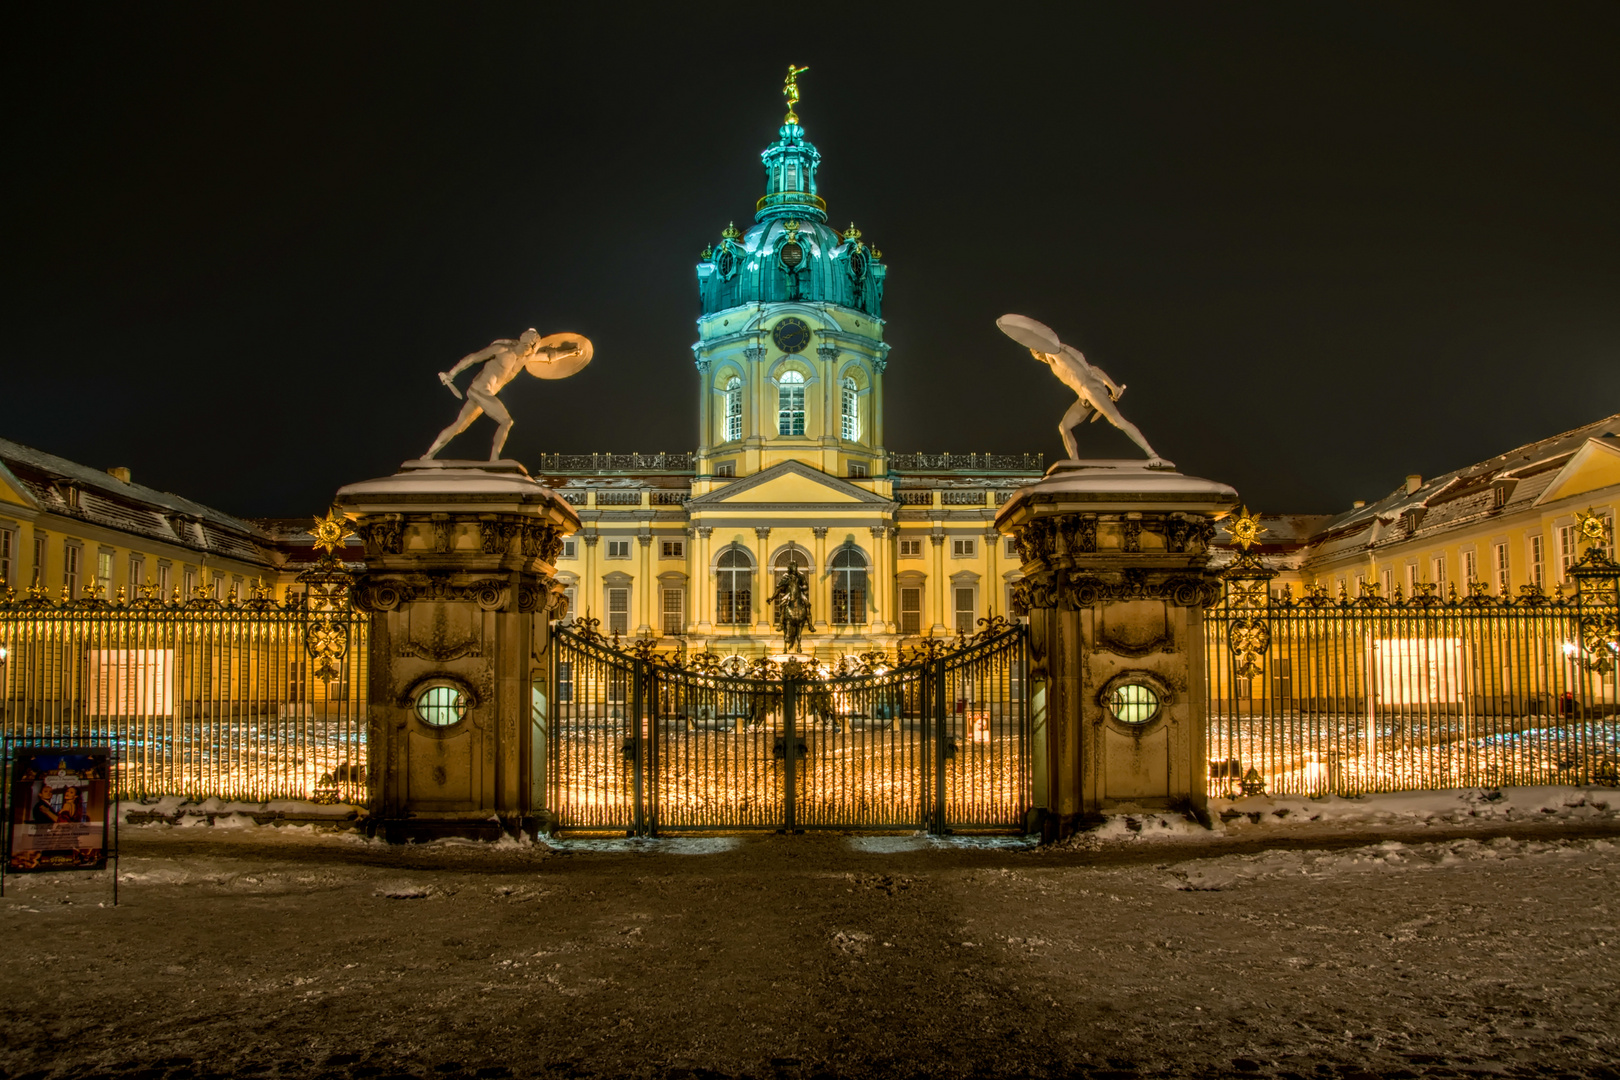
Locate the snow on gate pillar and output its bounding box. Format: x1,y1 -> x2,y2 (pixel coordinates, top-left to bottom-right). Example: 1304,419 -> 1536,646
335,461 -> 579,843
996,461 -> 1237,842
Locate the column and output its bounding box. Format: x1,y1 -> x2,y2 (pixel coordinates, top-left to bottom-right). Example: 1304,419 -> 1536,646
637,529 -> 653,636
754,526 -> 772,632
812,526 -> 830,631
693,526 -> 713,633
868,525 -> 891,633
984,526 -> 1001,617
873,355 -> 887,450
695,358 -> 712,468
582,531 -> 599,625
930,525 -> 948,635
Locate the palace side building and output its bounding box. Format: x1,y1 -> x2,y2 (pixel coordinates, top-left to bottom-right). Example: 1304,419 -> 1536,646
532,105 -> 1043,658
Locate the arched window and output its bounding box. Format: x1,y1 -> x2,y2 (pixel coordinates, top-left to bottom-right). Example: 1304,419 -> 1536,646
840,376 -> 859,441
777,370 -> 806,436
723,377 -> 742,442
830,547 -> 867,626
715,547 -> 753,626
772,545 -> 812,622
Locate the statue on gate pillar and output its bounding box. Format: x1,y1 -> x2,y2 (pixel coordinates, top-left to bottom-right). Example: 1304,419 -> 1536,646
425,330 -> 594,461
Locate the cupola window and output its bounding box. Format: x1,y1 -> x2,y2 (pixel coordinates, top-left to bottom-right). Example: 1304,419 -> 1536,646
723,377 -> 743,442
840,377 -> 859,441
778,371 -> 806,436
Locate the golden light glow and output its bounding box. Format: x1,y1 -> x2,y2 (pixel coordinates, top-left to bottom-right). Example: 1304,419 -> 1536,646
308,508 -> 354,555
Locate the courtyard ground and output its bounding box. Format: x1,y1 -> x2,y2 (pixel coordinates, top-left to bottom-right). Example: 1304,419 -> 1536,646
2,788 -> 1618,1080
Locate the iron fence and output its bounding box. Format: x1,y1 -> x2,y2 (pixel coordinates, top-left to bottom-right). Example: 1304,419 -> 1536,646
1205,545 -> 1620,797
0,560 -> 367,804
549,620 -> 1029,834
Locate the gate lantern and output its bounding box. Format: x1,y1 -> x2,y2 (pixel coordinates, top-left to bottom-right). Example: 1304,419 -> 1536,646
335,460 -> 578,842
996,460 -> 1238,841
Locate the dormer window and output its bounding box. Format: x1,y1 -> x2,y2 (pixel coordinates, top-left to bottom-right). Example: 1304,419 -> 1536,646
61,485 -> 80,509
1491,479 -> 1516,509
1401,508 -> 1425,533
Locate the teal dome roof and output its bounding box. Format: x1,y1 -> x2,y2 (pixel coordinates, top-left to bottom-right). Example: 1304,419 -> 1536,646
696,120 -> 886,319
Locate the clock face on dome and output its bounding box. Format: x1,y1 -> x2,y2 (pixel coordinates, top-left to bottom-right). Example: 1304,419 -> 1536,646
772,317 -> 812,354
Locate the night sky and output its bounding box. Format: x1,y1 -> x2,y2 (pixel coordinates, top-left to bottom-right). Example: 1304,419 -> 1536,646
7,4 -> 1618,519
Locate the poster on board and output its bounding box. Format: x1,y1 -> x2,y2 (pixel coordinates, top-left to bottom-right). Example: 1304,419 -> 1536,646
6,746 -> 111,872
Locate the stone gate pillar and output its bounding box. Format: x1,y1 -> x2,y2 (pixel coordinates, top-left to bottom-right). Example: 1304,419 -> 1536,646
995,460 -> 1237,842
334,461 -> 580,842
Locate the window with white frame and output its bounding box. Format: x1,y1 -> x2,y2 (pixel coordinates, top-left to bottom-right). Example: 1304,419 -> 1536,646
1463,549 -> 1478,584
830,547 -> 867,625
561,587 -> 576,621
1431,555 -> 1445,588
715,461 -> 735,478
1376,570 -> 1387,598
1528,534 -> 1545,589
723,377 -> 743,442
954,587 -> 976,634
128,555 -> 144,591
64,544 -> 80,597
607,587 -> 629,635
557,539 -> 575,560
899,538 -> 922,558
899,587 -> 922,635
661,539 -> 684,559
661,588 -> 684,635
182,567 -> 195,599
97,551 -> 113,592
0,526 -> 11,585
952,538 -> 976,558
1404,563 -> 1418,596
606,540 -> 631,559
33,535 -> 46,586
777,370 -> 806,436
1005,537 -> 1018,559
1557,524 -> 1578,580
715,547 -> 753,625
157,563 -> 170,598
1493,542 -> 1510,593
848,461 -> 867,478
840,377 -> 859,441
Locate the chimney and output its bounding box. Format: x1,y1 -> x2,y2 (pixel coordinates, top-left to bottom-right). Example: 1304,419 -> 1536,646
1404,474 -> 1422,495
107,467 -> 132,484
1352,500 -> 1366,509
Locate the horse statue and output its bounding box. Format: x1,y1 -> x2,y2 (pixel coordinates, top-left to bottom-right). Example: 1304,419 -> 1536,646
771,562 -> 813,654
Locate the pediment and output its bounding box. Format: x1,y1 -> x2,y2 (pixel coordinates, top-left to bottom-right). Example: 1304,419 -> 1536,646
0,460 -> 39,510
688,461 -> 893,509
1534,437 -> 1620,506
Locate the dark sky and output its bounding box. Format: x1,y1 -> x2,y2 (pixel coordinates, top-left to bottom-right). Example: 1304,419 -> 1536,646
7,3 -> 1618,518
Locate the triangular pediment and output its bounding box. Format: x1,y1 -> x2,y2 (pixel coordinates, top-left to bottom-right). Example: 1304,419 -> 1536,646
1534,437 -> 1620,506
688,460 -> 893,508
0,459 -> 39,510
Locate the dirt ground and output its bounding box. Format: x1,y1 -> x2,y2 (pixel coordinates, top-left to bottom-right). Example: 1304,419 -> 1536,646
2,820 -> 1618,1080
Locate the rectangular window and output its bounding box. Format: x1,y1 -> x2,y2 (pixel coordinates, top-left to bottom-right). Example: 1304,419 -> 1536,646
841,380 -> 859,441
287,659 -> 306,705
661,539 -> 685,559
33,535 -> 46,585
556,661 -> 574,703
98,551 -> 114,592
952,538 -> 976,558
63,544 -> 80,597
1431,556 -> 1445,587
606,540 -> 631,559
899,587 -> 922,635
1494,542 -> 1510,593
899,538 -> 922,558
1404,563 -> 1418,596
0,527 -> 11,585
561,539 -> 577,560
777,380 -> 805,436
1463,549 -> 1478,584
608,587 -> 629,635
128,555 -> 144,591
954,588 -> 975,634
661,588 -> 684,635
1005,537 -> 1019,559
848,462 -> 867,479
1375,570 -> 1386,598
157,563 -> 171,598
562,587 -> 576,621
724,383 -> 742,442
714,462 -> 735,478
183,568 -> 196,599
1528,534 -> 1544,589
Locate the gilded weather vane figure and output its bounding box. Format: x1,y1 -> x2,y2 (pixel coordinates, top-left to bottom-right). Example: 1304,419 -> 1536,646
424,330 -> 594,461
783,63 -> 809,123
996,314 -> 1171,468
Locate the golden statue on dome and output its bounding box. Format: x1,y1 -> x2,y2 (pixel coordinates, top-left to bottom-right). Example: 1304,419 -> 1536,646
783,64 -> 809,123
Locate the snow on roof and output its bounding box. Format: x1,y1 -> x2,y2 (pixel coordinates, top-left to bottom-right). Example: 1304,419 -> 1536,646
0,437 -> 280,569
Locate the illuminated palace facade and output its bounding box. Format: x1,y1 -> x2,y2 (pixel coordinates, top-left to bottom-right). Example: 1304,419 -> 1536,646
535,107 -> 1043,655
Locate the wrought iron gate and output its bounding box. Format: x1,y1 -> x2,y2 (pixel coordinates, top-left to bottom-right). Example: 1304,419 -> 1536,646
548,619 -> 1029,834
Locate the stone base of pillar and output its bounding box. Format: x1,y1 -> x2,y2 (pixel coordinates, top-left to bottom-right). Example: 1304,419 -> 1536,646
335,460 -> 580,844
996,459 -> 1238,842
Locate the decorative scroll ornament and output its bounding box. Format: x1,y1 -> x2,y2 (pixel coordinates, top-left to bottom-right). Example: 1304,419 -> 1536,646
1229,618 -> 1270,680
300,507 -> 357,681
1579,614 -> 1618,675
